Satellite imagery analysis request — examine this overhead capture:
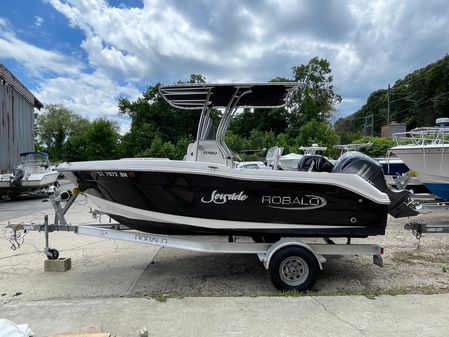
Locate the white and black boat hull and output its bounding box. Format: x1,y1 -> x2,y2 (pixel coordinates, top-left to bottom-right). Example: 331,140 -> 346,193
59,160 -> 394,238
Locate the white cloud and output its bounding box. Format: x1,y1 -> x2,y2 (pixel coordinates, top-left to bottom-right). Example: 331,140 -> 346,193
35,16 -> 44,27
3,0 -> 449,127
35,70 -> 141,121
0,17 -> 83,76
0,13 -> 139,129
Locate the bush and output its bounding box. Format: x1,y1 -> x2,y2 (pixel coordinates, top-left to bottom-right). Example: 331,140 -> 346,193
353,137 -> 395,157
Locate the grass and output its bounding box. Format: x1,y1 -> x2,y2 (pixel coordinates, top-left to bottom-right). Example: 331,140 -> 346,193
144,286 -> 445,302
392,250 -> 449,265
152,294 -> 169,302
145,282 -> 447,302
267,286 -> 443,299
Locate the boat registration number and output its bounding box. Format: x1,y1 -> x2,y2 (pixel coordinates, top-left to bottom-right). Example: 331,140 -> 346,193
97,171 -> 129,177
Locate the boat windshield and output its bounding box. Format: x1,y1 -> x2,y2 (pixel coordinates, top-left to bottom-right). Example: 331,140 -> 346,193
19,152 -> 51,168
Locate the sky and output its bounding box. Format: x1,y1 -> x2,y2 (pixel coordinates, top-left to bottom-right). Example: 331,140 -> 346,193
1,0 -> 449,134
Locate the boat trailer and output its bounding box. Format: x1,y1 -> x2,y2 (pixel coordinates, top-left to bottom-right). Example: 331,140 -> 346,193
405,201 -> 449,240
5,189 -> 384,292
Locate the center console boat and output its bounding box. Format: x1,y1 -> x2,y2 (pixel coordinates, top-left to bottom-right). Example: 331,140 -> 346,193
57,83 -> 418,241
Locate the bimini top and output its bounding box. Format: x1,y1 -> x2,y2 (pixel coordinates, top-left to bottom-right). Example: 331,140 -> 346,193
20,151 -> 49,157
159,82 -> 298,109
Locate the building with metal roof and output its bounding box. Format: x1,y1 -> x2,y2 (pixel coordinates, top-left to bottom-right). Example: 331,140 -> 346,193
0,64 -> 42,173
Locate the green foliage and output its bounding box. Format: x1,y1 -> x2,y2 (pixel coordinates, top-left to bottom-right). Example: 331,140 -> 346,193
36,104 -> 87,161
230,108 -> 288,137
289,57 -> 342,132
229,57 -> 341,137
81,119 -> 121,160
352,137 -> 395,157
297,119 -> 339,157
225,122 -> 339,161
118,82 -> 200,158
187,74 -> 206,83
36,105 -> 121,162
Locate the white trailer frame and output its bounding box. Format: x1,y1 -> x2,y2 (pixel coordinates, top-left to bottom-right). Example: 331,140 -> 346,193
6,190 -> 384,291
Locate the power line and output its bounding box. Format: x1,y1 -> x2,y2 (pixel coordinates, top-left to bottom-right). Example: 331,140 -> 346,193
389,60 -> 449,93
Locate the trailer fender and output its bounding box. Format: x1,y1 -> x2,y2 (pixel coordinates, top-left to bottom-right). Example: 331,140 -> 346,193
260,238 -> 325,270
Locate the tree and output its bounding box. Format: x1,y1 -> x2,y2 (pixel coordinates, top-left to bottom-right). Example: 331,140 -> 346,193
82,119 -> 121,160
230,108 -> 288,137
36,104 -> 87,161
119,75 -> 209,158
188,74 -> 206,83
289,57 -> 342,132
297,119 -> 339,157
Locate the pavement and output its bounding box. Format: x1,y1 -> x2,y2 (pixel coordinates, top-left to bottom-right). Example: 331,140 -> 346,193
2,295 -> 449,337
0,187 -> 449,336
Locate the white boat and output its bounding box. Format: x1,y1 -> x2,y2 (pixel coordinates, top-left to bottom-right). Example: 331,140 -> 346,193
391,122 -> 449,200
278,153 -> 303,171
0,152 -> 59,198
278,144 -> 330,171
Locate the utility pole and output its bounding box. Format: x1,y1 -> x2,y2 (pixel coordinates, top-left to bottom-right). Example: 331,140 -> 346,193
363,114 -> 374,136
387,84 -> 391,124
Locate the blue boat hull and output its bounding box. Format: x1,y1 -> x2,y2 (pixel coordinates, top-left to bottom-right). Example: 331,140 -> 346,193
423,183 -> 449,200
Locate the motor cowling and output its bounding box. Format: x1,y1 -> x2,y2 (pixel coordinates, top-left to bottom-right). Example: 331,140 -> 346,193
11,165 -> 24,187
297,155 -> 334,173
332,152 -> 418,218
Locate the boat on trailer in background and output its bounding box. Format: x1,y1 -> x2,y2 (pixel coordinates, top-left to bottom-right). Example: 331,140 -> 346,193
0,152 -> 59,199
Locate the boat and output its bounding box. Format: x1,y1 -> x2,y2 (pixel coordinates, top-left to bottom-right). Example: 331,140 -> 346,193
333,143 -> 409,175
0,152 -> 59,198
236,161 -> 269,169
278,144 -> 329,171
333,143 -> 429,192
57,83 -> 418,239
391,120 -> 449,200
278,153 -> 303,171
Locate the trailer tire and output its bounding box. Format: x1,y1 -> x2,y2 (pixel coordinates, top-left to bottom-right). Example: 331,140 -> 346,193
268,246 -> 319,291
46,248 -> 59,260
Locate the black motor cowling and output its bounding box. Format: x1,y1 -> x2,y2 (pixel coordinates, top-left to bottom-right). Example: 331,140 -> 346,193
297,155 -> 334,173
11,165 -> 24,187
333,152 -> 418,218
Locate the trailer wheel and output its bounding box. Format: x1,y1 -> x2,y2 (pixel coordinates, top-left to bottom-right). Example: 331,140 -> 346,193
46,248 -> 59,260
268,246 -> 319,291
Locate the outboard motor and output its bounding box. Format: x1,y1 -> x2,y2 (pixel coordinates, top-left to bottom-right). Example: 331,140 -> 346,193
297,155 -> 334,173
11,165 -> 24,187
333,152 -> 418,218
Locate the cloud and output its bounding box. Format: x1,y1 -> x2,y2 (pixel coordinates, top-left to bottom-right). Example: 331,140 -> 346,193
43,0 -> 362,95
0,13 -> 139,128
35,70 -> 141,122
3,0 -> 449,127
0,16 -> 83,76
35,16 -> 44,27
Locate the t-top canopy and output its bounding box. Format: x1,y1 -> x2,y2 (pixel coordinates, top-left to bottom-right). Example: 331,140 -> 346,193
159,82 -> 298,109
